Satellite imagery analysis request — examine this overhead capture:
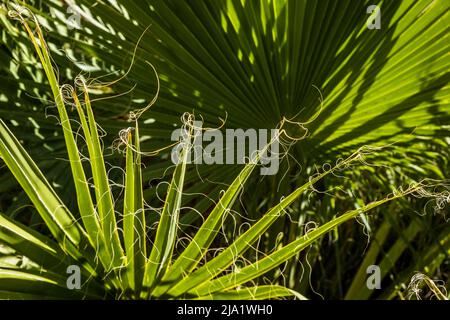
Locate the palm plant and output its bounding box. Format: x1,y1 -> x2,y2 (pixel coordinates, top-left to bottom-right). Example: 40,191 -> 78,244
0,0 -> 449,299
0,9 -> 429,299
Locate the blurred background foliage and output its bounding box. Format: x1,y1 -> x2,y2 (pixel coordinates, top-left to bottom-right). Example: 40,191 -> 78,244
0,0 -> 449,299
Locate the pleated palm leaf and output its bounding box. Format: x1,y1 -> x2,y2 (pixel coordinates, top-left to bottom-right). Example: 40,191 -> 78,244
0,0 -> 449,299
0,12 -> 436,299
